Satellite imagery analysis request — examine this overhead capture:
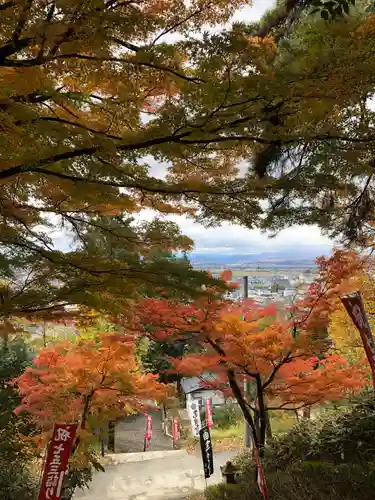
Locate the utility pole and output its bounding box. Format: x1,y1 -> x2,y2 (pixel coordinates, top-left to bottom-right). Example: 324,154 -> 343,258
243,275 -> 252,448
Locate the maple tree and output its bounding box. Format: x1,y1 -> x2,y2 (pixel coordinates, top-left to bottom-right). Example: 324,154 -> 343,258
0,0 -> 249,321
1,0 -> 375,321
134,252 -> 369,456
3,0 -> 375,326
14,332 -> 170,481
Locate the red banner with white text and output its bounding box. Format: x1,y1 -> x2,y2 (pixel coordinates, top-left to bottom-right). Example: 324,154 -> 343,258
144,414 -> 153,449
253,440 -> 269,500
172,417 -> 180,442
341,291 -> 375,388
38,424 -> 77,500
205,398 -> 213,429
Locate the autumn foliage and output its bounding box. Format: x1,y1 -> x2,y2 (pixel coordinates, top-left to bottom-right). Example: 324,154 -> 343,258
14,333 -> 170,457
134,250 -> 369,453
2,0 -> 375,325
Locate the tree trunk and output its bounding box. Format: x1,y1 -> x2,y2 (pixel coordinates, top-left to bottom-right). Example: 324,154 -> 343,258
303,406 -> 311,419
108,420 -> 115,452
255,376 -> 267,458
226,369 -> 259,450
254,407 -> 261,444
265,406 -> 272,441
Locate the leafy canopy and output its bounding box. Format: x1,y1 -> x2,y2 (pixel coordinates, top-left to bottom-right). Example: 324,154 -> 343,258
14,332 -> 171,461
3,0 -> 375,320
132,253 -> 368,451
0,0 -> 246,319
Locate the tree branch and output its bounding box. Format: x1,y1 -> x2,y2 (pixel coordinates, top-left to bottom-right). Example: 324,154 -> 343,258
261,352 -> 292,391
0,1 -> 15,11
0,37 -> 32,62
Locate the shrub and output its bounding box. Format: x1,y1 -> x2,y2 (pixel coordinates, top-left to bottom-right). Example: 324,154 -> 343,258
262,417 -> 319,471
0,341 -> 38,500
215,394 -> 375,500
205,462 -> 375,500
258,392 -> 375,471
210,403 -> 242,429
0,421 -> 39,500
61,458 -> 103,500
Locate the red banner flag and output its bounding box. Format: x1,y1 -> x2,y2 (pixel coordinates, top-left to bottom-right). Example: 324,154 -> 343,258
205,398 -> 213,429
253,442 -> 269,500
172,418 -> 180,442
341,291 -> 375,388
144,414 -> 153,449
38,424 -> 77,500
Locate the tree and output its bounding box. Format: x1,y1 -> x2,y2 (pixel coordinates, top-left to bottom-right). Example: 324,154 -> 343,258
133,253 -> 368,458
0,339 -> 38,500
2,0 -> 375,304
139,339 -> 186,400
14,332 -> 171,497
310,0 -> 356,20
0,213 -> 220,320
0,0 -> 249,320
3,0 -> 375,324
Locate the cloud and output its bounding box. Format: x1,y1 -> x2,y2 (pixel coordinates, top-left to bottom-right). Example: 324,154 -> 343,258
233,0 -> 277,23
138,211 -> 333,256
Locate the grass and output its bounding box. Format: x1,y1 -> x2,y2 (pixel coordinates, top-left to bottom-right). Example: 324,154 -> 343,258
210,412 -> 297,442
210,425 -> 244,440
270,412 -> 298,435
182,413 -> 298,454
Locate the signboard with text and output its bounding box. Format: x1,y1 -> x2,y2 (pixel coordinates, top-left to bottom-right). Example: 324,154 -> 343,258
187,399 -> 201,437
341,291 -> 375,387
199,426 -> 214,479
38,424 -> 77,500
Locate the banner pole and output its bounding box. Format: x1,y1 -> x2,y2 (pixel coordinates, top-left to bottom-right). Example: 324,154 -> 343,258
341,291 -> 375,391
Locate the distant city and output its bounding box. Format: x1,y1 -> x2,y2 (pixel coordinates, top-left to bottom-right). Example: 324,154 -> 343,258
226,270 -> 316,305
191,250 -> 321,305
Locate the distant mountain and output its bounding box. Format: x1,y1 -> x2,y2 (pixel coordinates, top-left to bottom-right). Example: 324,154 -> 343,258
189,246 -> 330,266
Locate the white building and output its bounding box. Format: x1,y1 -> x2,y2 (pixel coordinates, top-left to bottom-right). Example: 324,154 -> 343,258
181,375 -> 225,408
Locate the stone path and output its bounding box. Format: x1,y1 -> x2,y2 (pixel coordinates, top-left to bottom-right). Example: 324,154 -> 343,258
115,410 -> 172,453
73,449 -> 236,500
74,410 -> 236,499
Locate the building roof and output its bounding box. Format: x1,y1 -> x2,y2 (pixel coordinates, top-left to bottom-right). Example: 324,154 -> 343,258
181,374 -> 217,394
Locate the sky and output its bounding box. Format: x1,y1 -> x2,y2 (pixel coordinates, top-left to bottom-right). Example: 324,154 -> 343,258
141,0 -> 333,258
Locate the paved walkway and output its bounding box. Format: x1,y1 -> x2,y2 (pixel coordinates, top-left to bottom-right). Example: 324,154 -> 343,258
73,410 -> 236,499
115,411 -> 172,453
73,450 -> 236,500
